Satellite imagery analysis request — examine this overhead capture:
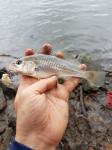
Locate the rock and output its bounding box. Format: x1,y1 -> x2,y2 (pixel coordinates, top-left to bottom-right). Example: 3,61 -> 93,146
1,84 -> 17,100
0,97 -> 16,148
0,69 -> 18,100
70,92 -> 76,99
81,80 -> 99,92
1,127 -> 13,150
0,68 -> 9,79
57,89 -> 112,150
6,100 -> 16,129
0,87 -> 7,112
0,127 -> 5,135
0,55 -> 16,70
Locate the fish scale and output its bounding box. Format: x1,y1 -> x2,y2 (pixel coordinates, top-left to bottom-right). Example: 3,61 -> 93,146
44,55 -> 72,72
37,55 -> 64,71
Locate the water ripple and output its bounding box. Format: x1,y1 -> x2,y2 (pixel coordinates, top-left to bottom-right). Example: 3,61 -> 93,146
0,0 -> 112,58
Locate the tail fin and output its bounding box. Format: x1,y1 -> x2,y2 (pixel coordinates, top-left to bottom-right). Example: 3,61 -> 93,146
84,71 -> 106,87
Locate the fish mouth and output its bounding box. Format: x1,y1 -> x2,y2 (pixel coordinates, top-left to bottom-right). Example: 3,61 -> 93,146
9,65 -> 24,75
9,64 -> 18,75
8,69 -> 18,77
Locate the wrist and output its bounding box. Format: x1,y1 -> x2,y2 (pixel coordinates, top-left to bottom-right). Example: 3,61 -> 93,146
15,133 -> 56,150
10,140 -> 32,150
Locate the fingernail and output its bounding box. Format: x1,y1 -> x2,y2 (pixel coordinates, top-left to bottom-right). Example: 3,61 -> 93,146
56,51 -> 64,59
25,48 -> 35,56
80,64 -> 87,70
40,43 -> 53,55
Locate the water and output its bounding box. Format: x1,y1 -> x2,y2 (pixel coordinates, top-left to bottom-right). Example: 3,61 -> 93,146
0,0 -> 112,58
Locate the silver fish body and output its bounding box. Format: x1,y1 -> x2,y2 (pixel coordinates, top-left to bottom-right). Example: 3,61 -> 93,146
9,54 -> 106,87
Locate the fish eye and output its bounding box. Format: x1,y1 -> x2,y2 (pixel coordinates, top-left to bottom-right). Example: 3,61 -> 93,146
16,60 -> 22,65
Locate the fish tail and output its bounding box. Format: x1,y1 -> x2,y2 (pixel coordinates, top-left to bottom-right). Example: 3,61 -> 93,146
84,71 -> 106,87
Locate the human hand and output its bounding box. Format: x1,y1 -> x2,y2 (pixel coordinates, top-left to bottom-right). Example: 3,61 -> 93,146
15,44 -> 86,150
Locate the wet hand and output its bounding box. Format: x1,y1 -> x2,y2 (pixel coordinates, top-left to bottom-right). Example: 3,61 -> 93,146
15,43 -> 86,150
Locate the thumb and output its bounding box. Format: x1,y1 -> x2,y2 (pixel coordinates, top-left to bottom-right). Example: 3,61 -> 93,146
30,76 -> 57,94
19,75 -> 37,88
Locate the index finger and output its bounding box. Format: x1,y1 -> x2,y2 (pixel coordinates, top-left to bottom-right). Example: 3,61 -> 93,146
25,48 -> 35,56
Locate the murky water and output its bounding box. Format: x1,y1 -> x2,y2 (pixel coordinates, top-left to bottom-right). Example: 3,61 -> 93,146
0,0 -> 112,59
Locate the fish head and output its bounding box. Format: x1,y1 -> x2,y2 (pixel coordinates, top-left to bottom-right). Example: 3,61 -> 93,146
9,58 -> 26,73
9,57 -> 36,75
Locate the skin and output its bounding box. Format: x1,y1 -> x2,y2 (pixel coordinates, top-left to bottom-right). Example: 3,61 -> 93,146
15,43 -> 86,150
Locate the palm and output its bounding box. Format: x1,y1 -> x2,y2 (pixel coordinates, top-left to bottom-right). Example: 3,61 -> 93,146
16,82 -> 69,145
38,86 -> 69,143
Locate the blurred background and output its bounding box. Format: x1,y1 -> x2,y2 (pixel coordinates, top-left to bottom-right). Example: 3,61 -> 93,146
0,0 -> 112,58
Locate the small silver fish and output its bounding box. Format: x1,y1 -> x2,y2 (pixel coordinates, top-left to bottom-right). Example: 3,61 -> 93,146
9,54 -> 106,87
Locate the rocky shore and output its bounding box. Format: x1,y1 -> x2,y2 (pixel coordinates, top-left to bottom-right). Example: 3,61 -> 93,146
0,68 -> 16,150
0,54 -> 112,150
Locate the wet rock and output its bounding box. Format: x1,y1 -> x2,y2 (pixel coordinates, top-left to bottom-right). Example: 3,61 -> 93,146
0,113 -> 8,128
0,88 -> 7,112
0,68 -> 16,149
6,101 -> 16,129
1,84 -> 17,100
0,107 -> 15,149
1,127 -> 13,150
70,92 -> 76,99
58,87 -> 112,150
0,67 -> 18,100
81,80 -> 99,92
0,55 -> 16,70
0,127 -> 5,134
0,68 -> 9,78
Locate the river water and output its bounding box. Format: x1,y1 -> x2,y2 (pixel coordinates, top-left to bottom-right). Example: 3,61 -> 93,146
0,0 -> 112,60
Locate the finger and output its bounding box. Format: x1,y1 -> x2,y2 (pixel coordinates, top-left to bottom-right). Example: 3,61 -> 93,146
30,76 -> 57,94
80,64 -> 87,70
55,51 -> 64,59
19,76 -> 38,89
63,64 -> 87,92
63,77 -> 80,92
25,48 -> 35,56
40,43 -> 53,55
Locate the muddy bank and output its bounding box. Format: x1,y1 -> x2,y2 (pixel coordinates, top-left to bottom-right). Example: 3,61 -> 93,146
0,54 -> 112,150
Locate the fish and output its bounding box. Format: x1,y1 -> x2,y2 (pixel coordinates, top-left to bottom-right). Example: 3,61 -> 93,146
9,54 -> 106,87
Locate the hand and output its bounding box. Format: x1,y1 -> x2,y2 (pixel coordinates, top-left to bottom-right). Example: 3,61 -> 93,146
15,44 -> 86,150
